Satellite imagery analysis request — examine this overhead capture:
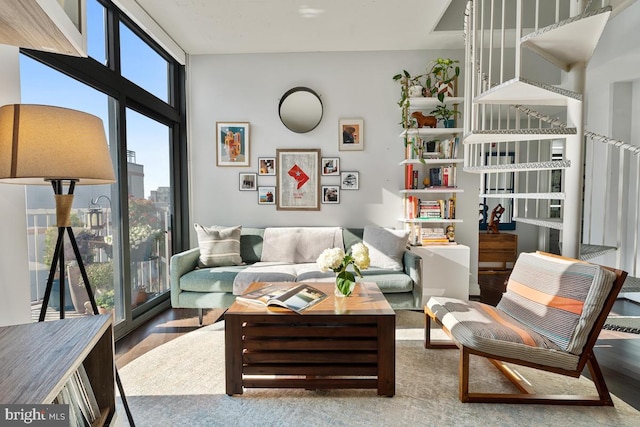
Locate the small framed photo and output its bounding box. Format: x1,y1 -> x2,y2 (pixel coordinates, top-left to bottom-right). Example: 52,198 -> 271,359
258,186 -> 276,205
321,157 -> 340,176
258,157 -> 276,175
239,173 -> 257,191
322,185 -> 340,204
340,171 -> 359,190
339,118 -> 364,151
216,122 -> 250,167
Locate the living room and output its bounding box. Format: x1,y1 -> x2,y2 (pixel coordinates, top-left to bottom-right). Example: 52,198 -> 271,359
1,0 -> 640,426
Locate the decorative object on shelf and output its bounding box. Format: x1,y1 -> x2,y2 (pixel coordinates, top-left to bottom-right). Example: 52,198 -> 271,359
411,112 -> 437,128
321,185 -> 340,204
425,58 -> 460,102
216,121 -> 250,166
340,171 -> 359,190
487,204 -> 505,234
239,172 -> 257,191
258,157 -> 276,175
338,118 -> 364,151
321,157 -> 340,175
0,104 -> 135,426
278,87 -> 323,133
258,186 -> 276,205
430,104 -> 461,128
317,243 -> 370,297
276,148 -> 320,211
446,225 -> 456,242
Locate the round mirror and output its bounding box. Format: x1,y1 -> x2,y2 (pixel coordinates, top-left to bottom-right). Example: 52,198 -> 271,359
278,87 -> 323,133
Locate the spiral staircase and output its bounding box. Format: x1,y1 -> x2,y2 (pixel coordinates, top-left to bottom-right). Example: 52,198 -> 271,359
462,0 -> 620,261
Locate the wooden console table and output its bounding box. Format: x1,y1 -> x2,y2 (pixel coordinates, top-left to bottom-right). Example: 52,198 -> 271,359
225,282 -> 395,396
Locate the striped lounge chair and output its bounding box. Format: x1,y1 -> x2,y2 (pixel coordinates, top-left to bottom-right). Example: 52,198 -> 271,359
425,251 -> 627,405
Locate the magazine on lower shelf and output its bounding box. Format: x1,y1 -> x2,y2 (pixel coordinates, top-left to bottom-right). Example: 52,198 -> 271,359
237,283 -> 328,313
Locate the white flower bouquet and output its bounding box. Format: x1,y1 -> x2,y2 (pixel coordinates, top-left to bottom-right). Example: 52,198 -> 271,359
317,243 -> 370,296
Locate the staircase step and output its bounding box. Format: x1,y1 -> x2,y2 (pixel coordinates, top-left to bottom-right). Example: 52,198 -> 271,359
579,244 -> 617,261
513,217 -> 563,230
474,78 -> 582,106
481,192 -> 564,200
521,7 -> 612,71
465,160 -> 570,174
463,127 -> 576,143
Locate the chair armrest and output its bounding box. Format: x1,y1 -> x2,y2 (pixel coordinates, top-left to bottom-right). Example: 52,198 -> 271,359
170,247 -> 200,307
403,250 -> 423,308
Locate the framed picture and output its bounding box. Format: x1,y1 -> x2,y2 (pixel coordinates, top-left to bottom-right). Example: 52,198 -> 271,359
321,157 -> 340,176
239,173 -> 257,190
340,171 -> 359,190
216,122 -> 250,166
258,157 -> 276,175
339,118 -> 364,151
322,185 -> 340,204
258,186 -> 276,205
276,148 -> 320,211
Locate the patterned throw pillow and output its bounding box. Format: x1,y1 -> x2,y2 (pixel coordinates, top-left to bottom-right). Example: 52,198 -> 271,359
193,224 -> 243,268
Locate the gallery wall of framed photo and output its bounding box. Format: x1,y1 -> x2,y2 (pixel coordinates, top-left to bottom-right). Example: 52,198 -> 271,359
222,120 -> 363,208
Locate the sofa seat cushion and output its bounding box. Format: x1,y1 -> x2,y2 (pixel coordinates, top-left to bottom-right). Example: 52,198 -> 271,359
427,296 -> 580,371
232,262 -> 298,295
359,268 -> 413,293
180,265 -> 247,293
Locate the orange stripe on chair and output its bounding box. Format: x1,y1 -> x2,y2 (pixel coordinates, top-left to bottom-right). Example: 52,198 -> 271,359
507,280 -> 584,315
479,305 -> 536,347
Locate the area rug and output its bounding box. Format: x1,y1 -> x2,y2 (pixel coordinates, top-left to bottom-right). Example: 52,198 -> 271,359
117,311 -> 640,427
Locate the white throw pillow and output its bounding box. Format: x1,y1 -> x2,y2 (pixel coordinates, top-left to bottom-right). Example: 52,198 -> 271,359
194,224 -> 243,267
362,226 -> 409,271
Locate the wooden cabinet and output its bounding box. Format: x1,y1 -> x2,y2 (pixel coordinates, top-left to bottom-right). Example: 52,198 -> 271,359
478,233 -> 518,305
0,315 -> 115,425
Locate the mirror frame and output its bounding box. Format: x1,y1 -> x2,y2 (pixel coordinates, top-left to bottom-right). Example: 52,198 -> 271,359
278,87 -> 323,133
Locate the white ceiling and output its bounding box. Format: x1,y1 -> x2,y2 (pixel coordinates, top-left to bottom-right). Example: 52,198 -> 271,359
132,0 -> 467,55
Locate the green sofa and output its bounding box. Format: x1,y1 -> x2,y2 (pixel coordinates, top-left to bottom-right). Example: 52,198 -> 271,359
170,226 -> 423,324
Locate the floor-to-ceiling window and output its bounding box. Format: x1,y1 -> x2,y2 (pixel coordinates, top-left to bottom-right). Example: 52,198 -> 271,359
20,0 -> 187,338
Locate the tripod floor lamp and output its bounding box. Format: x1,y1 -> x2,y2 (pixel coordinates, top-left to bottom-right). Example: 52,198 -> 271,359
0,104 -> 135,426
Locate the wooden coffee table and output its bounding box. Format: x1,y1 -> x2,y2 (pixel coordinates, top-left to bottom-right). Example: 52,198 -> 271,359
225,281 -> 395,396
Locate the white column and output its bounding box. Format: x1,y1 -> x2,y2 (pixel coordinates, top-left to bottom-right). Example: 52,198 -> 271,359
0,45 -> 31,326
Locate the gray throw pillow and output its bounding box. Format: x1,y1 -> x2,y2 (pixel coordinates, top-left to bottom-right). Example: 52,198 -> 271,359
362,226 -> 409,271
194,224 -> 243,267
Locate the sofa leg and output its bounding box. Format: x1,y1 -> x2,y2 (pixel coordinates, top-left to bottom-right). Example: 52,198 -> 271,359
198,308 -> 204,326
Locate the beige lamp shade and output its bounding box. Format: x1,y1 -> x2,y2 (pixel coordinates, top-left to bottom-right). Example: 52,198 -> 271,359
0,104 -> 116,185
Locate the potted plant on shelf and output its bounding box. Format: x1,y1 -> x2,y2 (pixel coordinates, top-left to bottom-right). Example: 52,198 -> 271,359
425,58 -> 460,102
430,104 -> 461,128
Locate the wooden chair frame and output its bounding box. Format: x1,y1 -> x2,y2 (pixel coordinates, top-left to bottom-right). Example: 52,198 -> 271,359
425,253 -> 627,405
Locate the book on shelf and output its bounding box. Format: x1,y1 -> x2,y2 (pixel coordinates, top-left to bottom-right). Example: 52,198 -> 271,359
237,283 -> 328,313
404,163 -> 413,189
54,364 -> 101,427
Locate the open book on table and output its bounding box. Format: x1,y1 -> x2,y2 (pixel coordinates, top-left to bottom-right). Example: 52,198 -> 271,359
237,283 -> 328,313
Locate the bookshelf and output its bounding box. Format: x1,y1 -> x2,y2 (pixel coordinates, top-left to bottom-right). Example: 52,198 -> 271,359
399,94 -> 464,245
0,315 -> 116,426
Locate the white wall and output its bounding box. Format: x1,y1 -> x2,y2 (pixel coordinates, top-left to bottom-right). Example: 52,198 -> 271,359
583,0 -> 640,273
187,49 -> 480,292
0,45 -> 31,326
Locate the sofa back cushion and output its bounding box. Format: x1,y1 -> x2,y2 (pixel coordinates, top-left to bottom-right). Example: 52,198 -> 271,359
260,227 -> 344,263
194,224 -> 243,268
497,252 -> 615,354
362,226 -> 409,271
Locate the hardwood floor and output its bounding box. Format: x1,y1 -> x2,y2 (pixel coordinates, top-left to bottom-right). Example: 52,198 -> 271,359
115,301 -> 640,411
